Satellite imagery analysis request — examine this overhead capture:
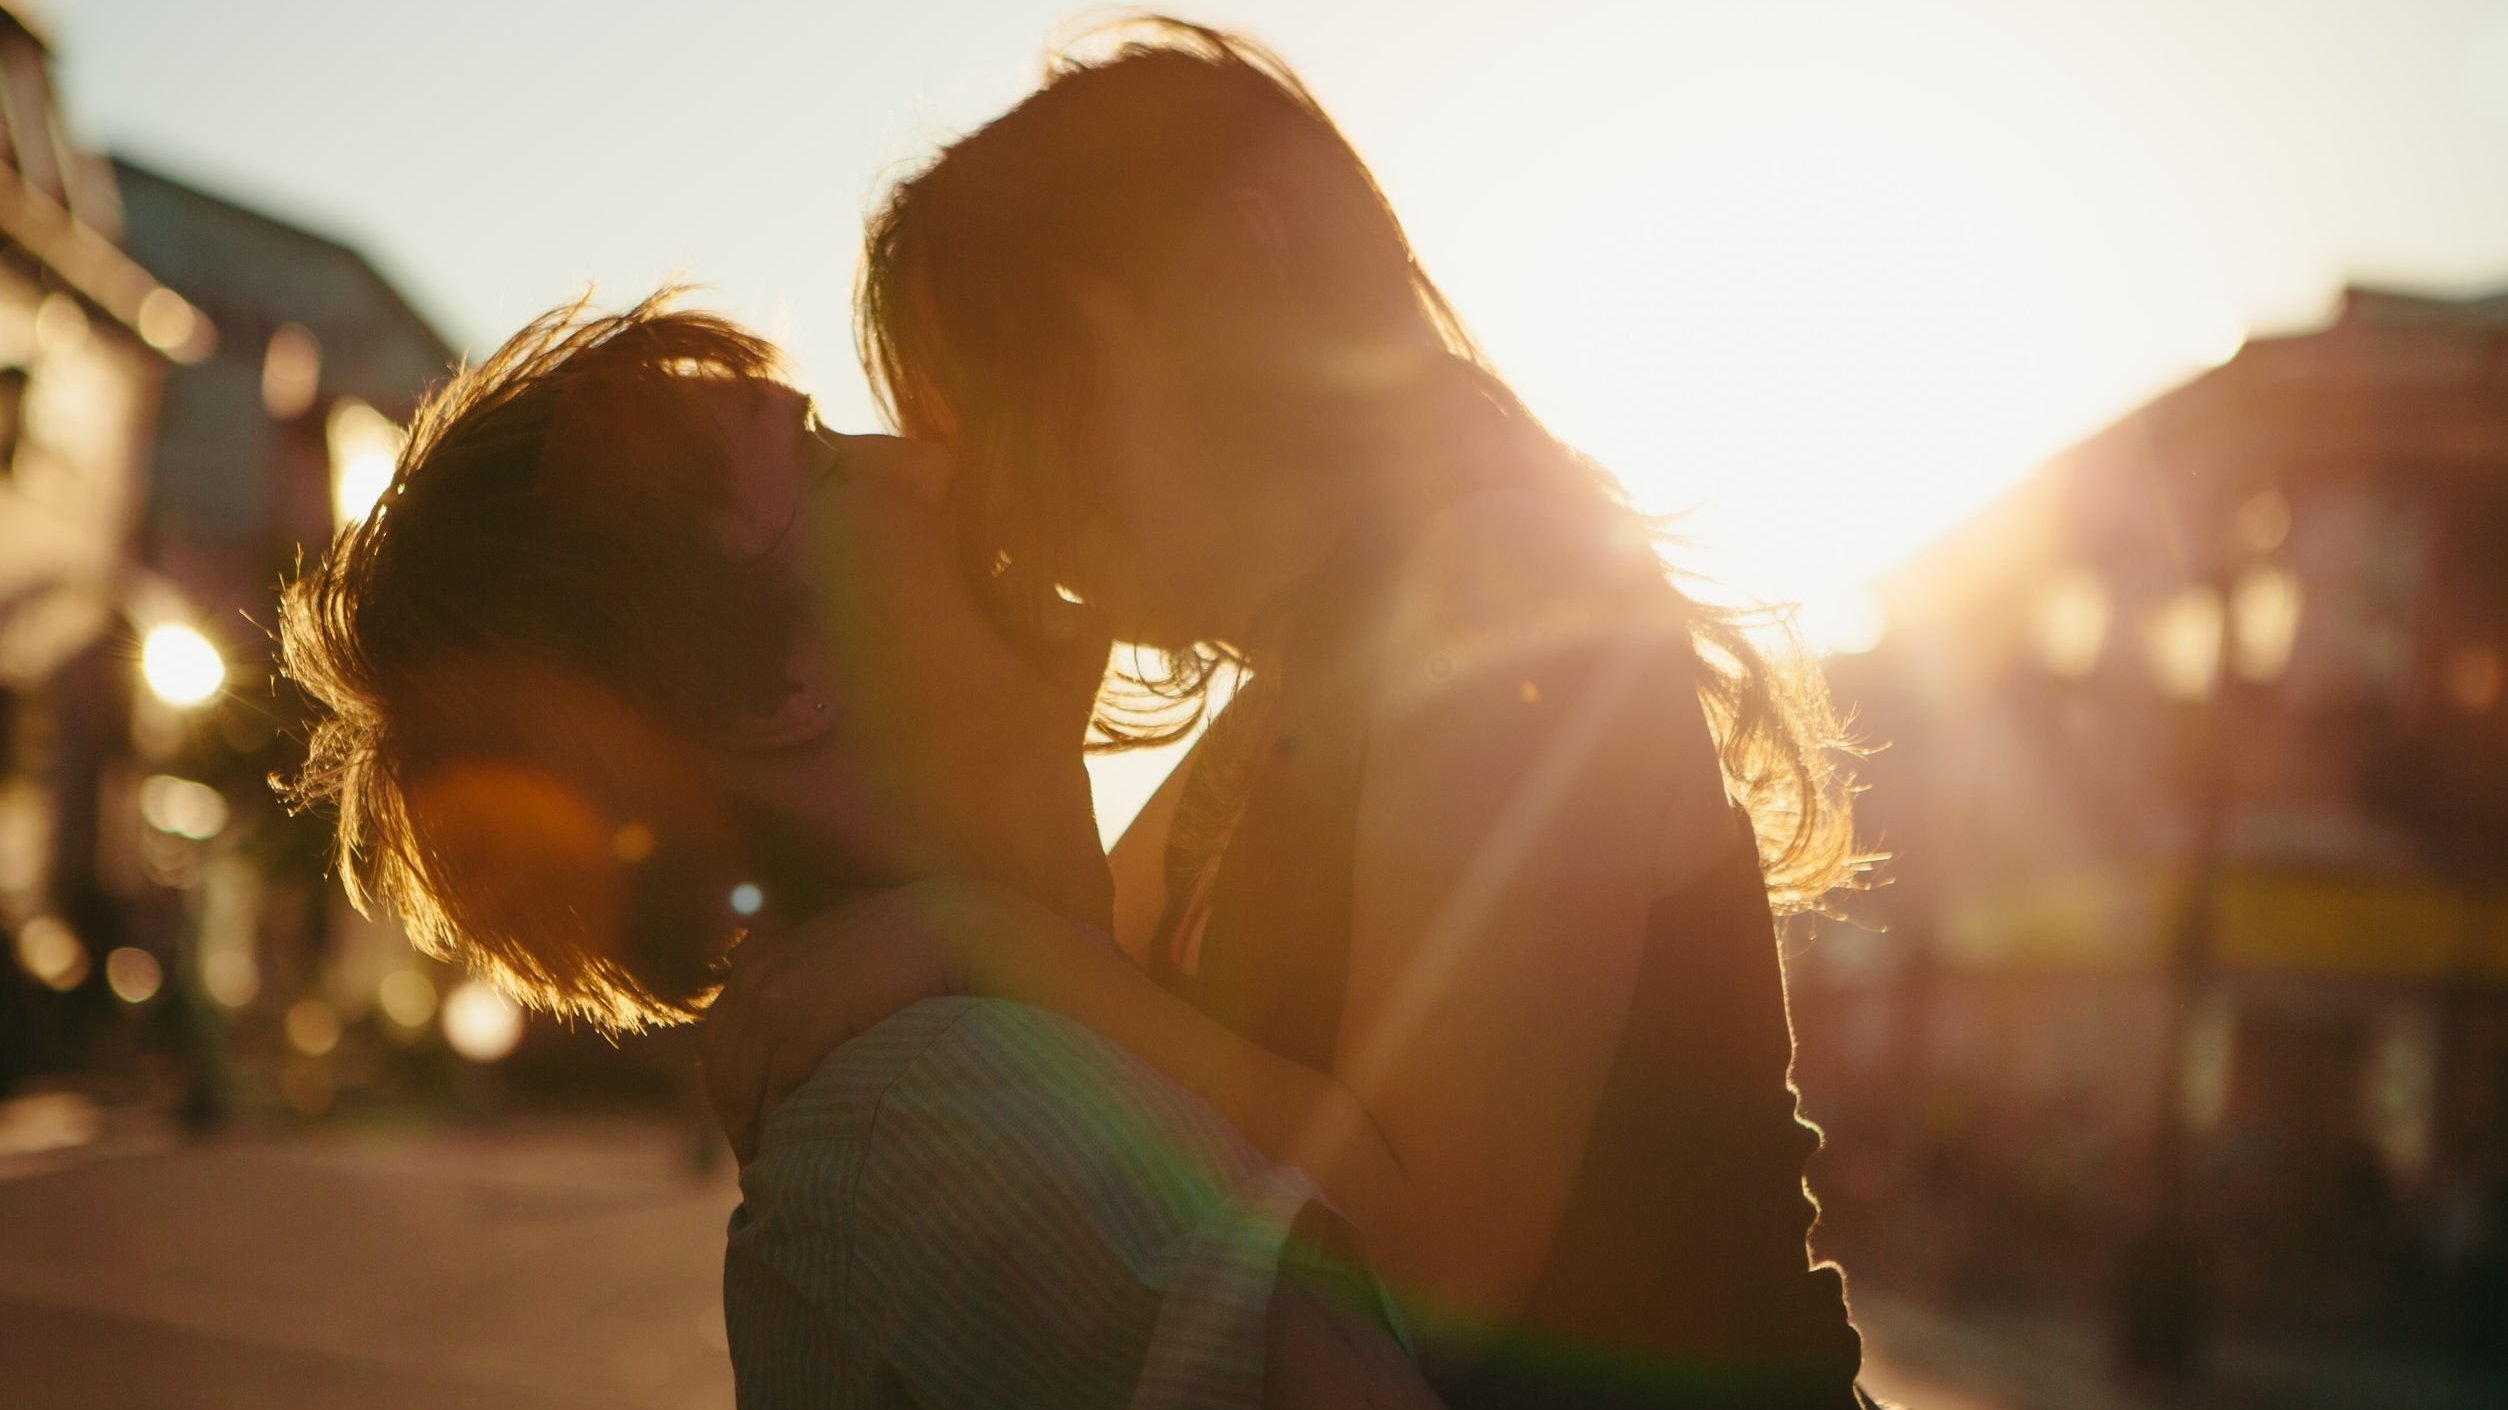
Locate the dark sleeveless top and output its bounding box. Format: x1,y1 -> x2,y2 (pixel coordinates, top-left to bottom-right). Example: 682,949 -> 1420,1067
1147,515 -> 1866,1410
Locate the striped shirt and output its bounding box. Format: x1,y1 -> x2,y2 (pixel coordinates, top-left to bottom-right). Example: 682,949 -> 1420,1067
723,996 -> 1413,1409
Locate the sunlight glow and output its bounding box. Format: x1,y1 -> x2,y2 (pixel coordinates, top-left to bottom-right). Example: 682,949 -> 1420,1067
1797,590 -> 1887,657
1392,12 -> 2255,622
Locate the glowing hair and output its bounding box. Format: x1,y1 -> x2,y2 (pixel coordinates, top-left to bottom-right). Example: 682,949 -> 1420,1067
277,290 -> 791,1028
860,17 -> 1864,907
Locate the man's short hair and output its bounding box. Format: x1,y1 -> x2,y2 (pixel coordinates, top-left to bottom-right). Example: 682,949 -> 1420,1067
278,290 -> 796,1030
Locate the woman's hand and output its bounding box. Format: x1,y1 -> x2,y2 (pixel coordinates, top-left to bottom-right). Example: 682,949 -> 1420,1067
699,876 -> 1078,1163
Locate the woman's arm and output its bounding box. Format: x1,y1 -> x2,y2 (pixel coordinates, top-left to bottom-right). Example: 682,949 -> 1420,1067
709,494 -> 1730,1337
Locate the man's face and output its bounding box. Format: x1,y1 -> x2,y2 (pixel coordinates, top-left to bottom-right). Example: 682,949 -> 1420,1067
699,378 -> 1112,926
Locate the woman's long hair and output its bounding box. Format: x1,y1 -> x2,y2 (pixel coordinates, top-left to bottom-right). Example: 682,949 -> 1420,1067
858,17 -> 1864,910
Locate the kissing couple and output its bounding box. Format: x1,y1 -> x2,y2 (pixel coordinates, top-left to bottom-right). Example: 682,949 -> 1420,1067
281,17 -> 1882,1410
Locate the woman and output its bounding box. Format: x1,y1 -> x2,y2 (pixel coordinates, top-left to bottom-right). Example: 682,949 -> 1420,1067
711,19 -> 1875,1408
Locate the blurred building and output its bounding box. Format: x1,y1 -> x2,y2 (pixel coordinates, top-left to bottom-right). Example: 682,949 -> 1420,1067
109,157 -> 451,639
0,27 -> 464,1103
95,157 -> 458,1109
0,1 -> 210,1089
1801,285 -> 2508,1349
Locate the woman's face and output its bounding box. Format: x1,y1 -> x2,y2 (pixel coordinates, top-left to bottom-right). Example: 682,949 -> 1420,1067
1059,276 -> 1326,654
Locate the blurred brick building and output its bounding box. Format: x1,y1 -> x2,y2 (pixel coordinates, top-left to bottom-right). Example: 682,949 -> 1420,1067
1801,285 -> 2508,1349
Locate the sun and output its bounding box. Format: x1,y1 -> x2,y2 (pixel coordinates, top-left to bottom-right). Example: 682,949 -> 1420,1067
1366,11 -> 2246,659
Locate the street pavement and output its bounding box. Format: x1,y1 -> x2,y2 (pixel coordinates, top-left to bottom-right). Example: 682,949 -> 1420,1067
0,1099 -> 737,1410
3,1092 -> 2486,1410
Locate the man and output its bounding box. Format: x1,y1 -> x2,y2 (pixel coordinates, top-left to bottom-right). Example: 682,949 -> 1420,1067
277,291 -> 1438,1408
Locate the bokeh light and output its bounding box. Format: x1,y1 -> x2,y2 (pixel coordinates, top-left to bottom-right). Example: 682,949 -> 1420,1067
200,942 -> 258,1009
103,947 -> 163,1004
327,397 -> 403,528
377,969 -> 437,1029
2229,566 -> 2303,683
440,979 -> 524,1062
139,623 -> 225,707
136,286 -> 204,359
260,322 -> 321,419
2033,570 -> 2112,679
2144,587 -> 2226,701
12,916 -> 88,992
284,998 -> 342,1056
139,774 -> 229,840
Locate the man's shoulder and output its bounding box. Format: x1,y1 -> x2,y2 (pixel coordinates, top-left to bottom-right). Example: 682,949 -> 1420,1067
749,997 -> 991,1149
752,996 -> 1157,1155
751,993 -> 1265,1212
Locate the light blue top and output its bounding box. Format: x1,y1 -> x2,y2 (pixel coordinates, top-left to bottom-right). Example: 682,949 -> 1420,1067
724,996 -> 1411,1408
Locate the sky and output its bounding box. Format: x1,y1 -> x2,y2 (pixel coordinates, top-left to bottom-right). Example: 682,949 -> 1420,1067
48,0 -> 2508,831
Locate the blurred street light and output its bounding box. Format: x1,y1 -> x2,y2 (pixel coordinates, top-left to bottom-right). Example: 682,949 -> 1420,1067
139,622 -> 225,707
